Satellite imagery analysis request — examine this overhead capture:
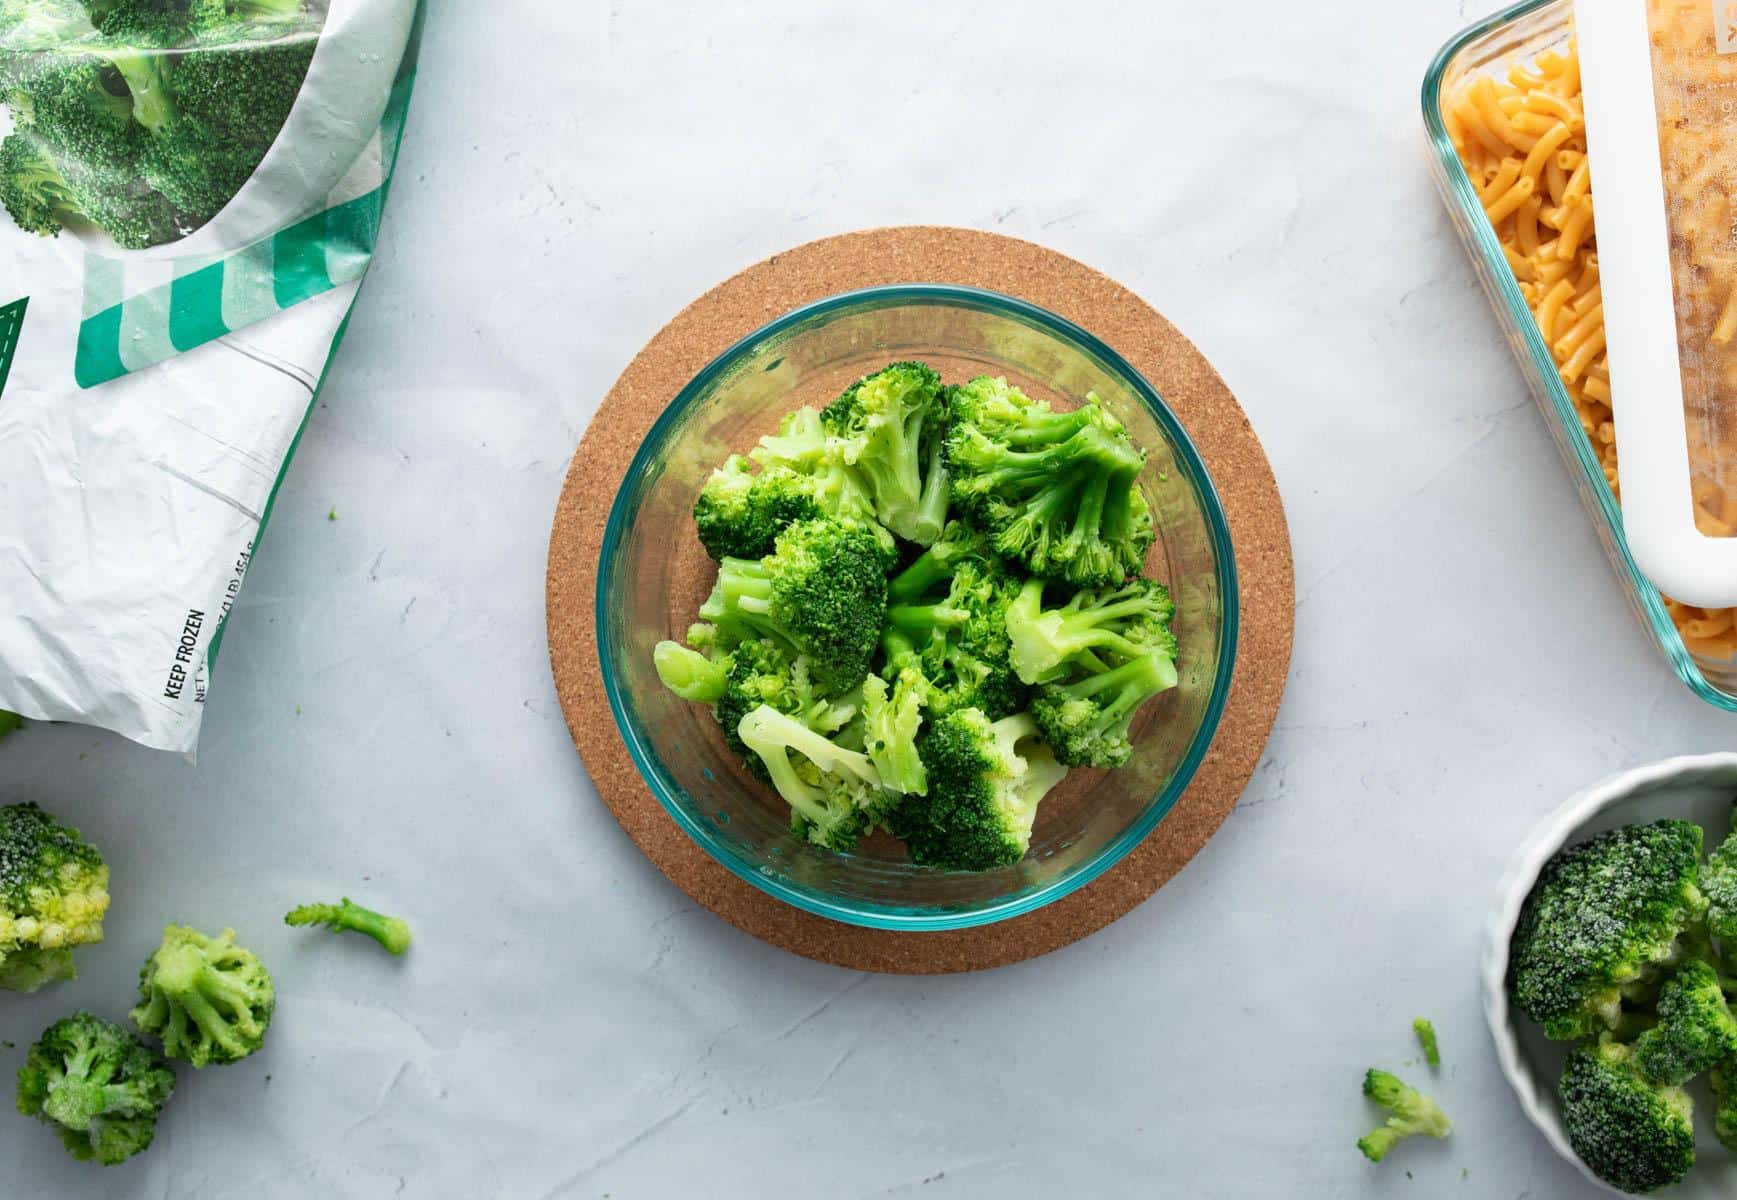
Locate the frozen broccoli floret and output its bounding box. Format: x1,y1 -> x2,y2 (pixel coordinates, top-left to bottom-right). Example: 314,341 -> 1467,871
15,1012 -> 175,1165
1560,1040 -> 1695,1194
131,925 -> 274,1067
1634,959 -> 1737,1086
0,801 -> 110,993
1508,820 -> 1706,1041
1356,1068 -> 1452,1163
1702,803 -> 1737,953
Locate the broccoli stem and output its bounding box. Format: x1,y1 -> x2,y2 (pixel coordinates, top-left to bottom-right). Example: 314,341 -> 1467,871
885,601 -> 968,638
653,641 -> 727,703
909,437 -> 950,546
1007,579 -> 1168,681
1052,653 -> 1177,731
96,46 -> 174,133
285,899 -> 412,955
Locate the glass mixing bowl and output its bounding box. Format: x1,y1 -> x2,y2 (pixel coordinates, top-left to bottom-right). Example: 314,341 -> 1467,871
596,285 -> 1238,930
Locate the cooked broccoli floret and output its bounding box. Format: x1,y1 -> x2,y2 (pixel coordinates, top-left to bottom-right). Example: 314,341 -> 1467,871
285,897 -> 411,956
736,704 -> 893,851
1634,959 -> 1737,1086
0,801 -> 109,993
15,1012 -> 175,1165
1414,1018 -> 1440,1070
1703,803 -> 1737,952
1508,820 -> 1706,1041
862,664 -> 928,796
0,710 -> 19,739
885,519 -> 990,604
820,362 -> 949,545
709,636 -> 855,773
1356,1068 -> 1450,1163
1560,1040 -> 1695,1194
883,548 -> 1028,722
890,708 -> 1068,871
652,640 -> 728,703
692,454 -> 891,564
945,376 -> 1153,588
131,925 -> 274,1067
1030,650 -> 1177,769
698,517 -> 887,693
1004,575 -> 1176,685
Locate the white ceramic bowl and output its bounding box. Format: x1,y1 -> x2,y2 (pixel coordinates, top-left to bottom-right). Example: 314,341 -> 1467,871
69,0 -> 417,261
1484,753 -> 1737,1197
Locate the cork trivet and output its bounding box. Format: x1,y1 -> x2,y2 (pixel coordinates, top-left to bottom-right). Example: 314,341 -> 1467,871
547,227 -> 1293,974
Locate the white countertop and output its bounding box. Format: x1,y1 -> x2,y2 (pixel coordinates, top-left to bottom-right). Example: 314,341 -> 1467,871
3,1 -> 1728,1196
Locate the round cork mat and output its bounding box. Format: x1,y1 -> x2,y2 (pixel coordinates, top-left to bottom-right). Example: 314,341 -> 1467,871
547,226 -> 1293,974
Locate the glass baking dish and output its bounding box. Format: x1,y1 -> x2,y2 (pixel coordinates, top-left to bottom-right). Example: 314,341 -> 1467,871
1423,0 -> 1737,710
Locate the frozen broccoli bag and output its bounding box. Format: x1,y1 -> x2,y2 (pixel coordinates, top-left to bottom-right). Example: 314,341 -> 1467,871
0,0 -> 423,752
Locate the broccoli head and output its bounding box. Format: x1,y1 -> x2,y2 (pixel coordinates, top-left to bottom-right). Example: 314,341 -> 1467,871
15,1012 -> 175,1165
285,897 -> 411,956
1356,1068 -> 1452,1163
1703,804 -> 1737,952
884,547 -> 1028,722
1005,575 -> 1177,685
820,361 -> 950,545
945,376 -> 1153,588
692,454 -> 891,565
1560,1040 -> 1695,1194
862,664 -> 928,796
890,708 -> 1068,871
736,705 -> 893,852
131,924 -> 274,1067
1634,959 -> 1737,1086
698,517 -> 888,693
1508,820 -> 1706,1041
3,50 -> 142,170
710,636 -> 856,776
1030,649 -> 1177,769
0,801 -> 109,993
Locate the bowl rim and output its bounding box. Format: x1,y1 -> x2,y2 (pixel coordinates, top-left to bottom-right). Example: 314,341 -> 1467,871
595,282 -> 1241,931
1482,752 -> 1737,1196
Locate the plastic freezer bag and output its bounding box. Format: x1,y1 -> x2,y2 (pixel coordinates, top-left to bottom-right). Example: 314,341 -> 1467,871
0,0 -> 422,753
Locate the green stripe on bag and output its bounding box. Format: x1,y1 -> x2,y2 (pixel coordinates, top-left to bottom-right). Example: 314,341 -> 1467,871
73,187 -> 385,389
0,297 -> 26,395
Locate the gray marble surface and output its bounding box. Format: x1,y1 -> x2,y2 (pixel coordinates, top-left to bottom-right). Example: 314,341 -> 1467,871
3,1 -> 1730,1196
